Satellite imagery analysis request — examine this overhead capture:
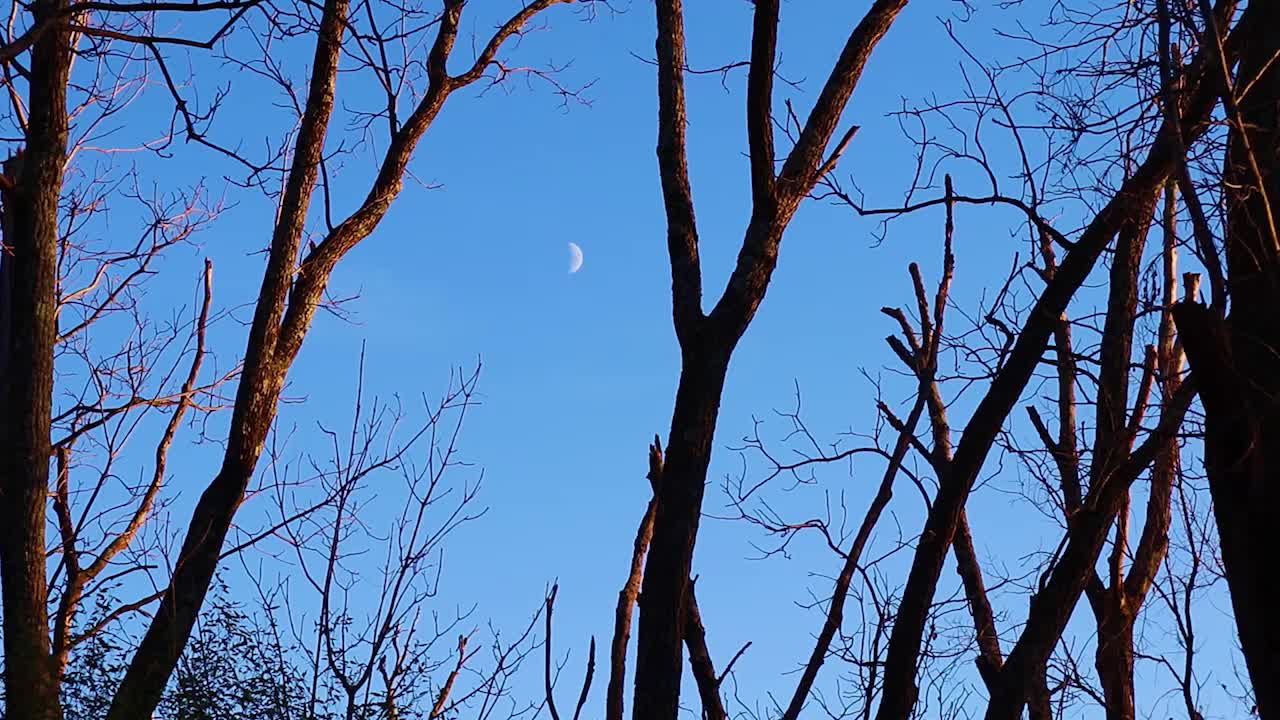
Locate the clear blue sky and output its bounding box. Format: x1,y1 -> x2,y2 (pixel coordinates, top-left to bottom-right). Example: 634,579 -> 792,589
101,1 -> 1245,716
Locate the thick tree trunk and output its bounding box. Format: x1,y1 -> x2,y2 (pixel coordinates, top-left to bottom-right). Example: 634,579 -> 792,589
0,2 -> 75,717
632,350 -> 729,720
1175,0 -> 1280,714
1095,606 -> 1136,720
1026,663 -> 1052,720
1216,0 -> 1280,707
105,464 -> 257,719
1196,392 -> 1280,719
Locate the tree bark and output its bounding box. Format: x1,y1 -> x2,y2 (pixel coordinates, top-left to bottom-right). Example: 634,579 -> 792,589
633,351 -> 730,720
1177,18 -> 1278,720
0,0 -> 75,716
1173,0 -> 1280,714
1094,606 -> 1136,720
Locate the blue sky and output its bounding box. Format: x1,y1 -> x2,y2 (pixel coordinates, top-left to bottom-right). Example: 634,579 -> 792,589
70,0 -> 1246,716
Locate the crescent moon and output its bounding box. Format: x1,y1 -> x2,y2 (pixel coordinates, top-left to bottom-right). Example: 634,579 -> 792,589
568,242 -> 584,274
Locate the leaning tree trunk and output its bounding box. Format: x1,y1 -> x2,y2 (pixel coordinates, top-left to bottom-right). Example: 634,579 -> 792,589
106,0 -> 578,715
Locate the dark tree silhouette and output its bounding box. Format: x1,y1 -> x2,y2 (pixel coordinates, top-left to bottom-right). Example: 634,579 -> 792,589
1171,0 -> 1280,713
632,3 -> 907,718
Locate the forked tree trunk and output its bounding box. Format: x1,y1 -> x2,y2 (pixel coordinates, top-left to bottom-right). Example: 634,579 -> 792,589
632,2 -> 906,717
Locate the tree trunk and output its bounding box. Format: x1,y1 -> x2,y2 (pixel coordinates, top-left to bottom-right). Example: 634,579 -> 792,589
1026,662 -> 1052,720
1174,0 -> 1280,714
636,0 -> 905,714
632,349 -> 729,720
1094,605 -> 1136,720
105,0 -> 352,712
106,464 -> 259,719
0,1 -> 75,716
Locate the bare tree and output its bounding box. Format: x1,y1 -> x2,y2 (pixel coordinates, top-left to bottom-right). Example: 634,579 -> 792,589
614,0 -> 1271,717
823,0 -> 1275,716
269,357 -> 549,720
0,0 -> 586,718
633,2 -> 907,718
802,2 -> 1265,716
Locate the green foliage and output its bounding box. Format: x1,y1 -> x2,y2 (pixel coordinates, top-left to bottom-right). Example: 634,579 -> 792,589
60,592 -> 129,719
156,578 -> 311,720
6,573 -> 518,720
46,577 -> 316,720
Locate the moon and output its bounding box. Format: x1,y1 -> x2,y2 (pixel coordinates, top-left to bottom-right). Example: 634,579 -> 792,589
568,242 -> 584,274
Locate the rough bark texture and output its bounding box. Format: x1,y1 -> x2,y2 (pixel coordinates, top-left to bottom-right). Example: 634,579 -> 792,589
0,1 -> 74,717
683,583 -> 728,720
1094,605 -> 1137,720
606,440 -> 662,720
1174,0 -> 1280,712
